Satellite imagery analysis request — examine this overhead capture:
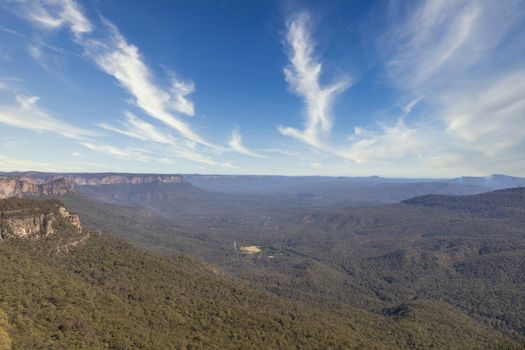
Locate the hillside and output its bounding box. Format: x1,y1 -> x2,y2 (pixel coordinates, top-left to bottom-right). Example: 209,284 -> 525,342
59,189 -> 525,348
5,198 -> 520,349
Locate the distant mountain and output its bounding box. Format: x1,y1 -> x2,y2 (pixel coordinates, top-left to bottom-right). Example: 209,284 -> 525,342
450,174 -> 525,189
403,187 -> 525,217
185,173 -> 525,196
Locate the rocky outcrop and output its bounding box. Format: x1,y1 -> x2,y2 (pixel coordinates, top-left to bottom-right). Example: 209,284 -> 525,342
0,173 -> 184,193
0,198 -> 82,241
0,177 -> 73,199
62,174 -> 184,185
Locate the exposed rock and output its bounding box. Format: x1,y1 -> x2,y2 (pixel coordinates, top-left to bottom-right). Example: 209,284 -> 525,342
0,177 -> 73,199
0,174 -> 185,199
0,173 -> 184,186
62,174 -> 184,185
0,198 -> 83,241
239,246 -> 262,254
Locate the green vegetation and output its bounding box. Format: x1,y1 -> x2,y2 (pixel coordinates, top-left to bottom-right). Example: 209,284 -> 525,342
60,187 -> 525,348
2,196 -> 524,349
0,309 -> 11,350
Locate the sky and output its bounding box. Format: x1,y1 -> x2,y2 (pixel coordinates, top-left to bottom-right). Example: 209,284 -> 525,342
0,0 -> 524,177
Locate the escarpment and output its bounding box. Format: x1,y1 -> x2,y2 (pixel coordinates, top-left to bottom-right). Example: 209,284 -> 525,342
0,173 -> 185,199
0,198 -> 83,242
0,177 -> 73,199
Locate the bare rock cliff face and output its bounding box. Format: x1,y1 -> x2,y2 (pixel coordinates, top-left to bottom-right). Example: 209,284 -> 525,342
0,198 -> 82,241
0,177 -> 73,199
63,174 -> 184,185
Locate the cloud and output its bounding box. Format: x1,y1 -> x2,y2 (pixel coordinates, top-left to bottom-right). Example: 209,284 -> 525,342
19,0 -> 93,36
351,0 -> 525,175
0,95 -> 96,139
81,142 -> 151,161
82,20 -> 215,148
340,119 -> 427,164
443,69 -> 525,157
99,111 -> 177,145
278,11 -> 351,148
0,154 -> 102,172
379,0 -> 524,92
99,112 -> 222,165
170,76 -> 195,116
228,128 -> 266,158
10,0 -> 216,149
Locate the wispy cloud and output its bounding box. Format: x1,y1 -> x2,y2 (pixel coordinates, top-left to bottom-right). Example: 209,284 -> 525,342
228,128 -> 266,158
99,112 -> 222,166
328,0 -> 525,176
81,142 -> 151,161
277,12 -> 351,148
18,0 -> 93,36
0,154 -> 102,172
82,21 -> 215,147
10,0 -> 217,150
99,112 -> 177,145
443,69 -> 525,157
0,94 -> 96,139
340,119 -> 427,164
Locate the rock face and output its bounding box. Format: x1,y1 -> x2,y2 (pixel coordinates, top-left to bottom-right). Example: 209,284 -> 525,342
62,174 -> 184,185
0,173 -> 185,199
0,177 -> 73,199
0,198 -> 82,241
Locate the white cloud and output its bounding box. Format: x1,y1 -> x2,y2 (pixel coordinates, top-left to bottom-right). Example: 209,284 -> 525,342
81,142 -> 151,161
0,154 -> 101,172
278,11 -> 351,148
19,0 -> 93,36
340,119 -> 427,164
381,0 -> 520,91
228,128 -> 266,158
11,0 -> 217,150
99,112 -> 222,166
358,0 -> 525,175
99,111 -> 177,145
82,21 -> 215,148
443,70 -> 525,157
170,77 -> 195,116
0,95 -> 96,139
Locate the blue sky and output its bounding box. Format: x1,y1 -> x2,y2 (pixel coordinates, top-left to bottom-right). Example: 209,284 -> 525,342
0,0 -> 524,177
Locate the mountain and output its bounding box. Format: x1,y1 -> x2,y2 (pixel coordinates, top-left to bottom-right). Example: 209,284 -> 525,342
185,174 -> 525,194
451,174 -> 525,190
403,187 -> 525,217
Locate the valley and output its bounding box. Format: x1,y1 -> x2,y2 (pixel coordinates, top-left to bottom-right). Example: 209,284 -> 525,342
0,173 -> 524,348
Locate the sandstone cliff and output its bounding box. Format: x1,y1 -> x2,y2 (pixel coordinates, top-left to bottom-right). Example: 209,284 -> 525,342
0,198 -> 82,241
62,174 -> 184,185
1,172 -> 183,185
0,177 -> 73,199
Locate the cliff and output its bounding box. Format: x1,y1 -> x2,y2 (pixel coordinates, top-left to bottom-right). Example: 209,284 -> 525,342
0,177 -> 73,199
62,174 -> 184,185
0,198 -> 82,241
0,172 -> 184,185
0,173 -> 185,199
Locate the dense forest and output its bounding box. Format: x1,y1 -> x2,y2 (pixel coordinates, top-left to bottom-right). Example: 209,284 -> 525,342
54,186 -> 525,348
1,195 -> 524,349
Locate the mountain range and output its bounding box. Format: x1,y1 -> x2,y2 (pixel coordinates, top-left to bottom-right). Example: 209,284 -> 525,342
0,172 -> 524,349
